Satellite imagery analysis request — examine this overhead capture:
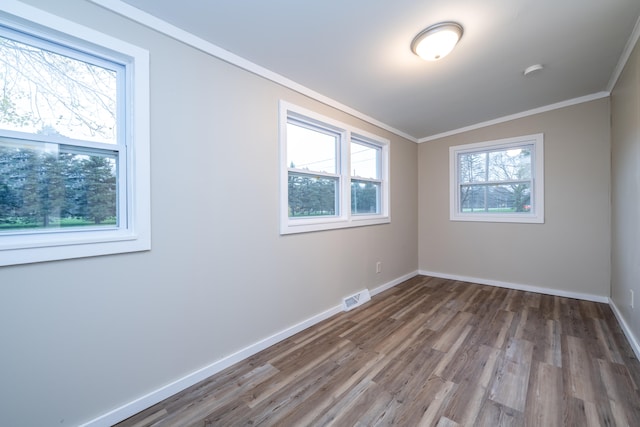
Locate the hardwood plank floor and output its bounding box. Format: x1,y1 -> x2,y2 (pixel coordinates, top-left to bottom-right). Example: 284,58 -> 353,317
116,276 -> 640,426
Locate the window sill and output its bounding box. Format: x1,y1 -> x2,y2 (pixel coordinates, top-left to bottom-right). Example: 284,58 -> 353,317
450,213 -> 544,224
280,215 -> 390,235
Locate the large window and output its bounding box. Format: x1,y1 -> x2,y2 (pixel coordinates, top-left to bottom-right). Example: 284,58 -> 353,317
0,4 -> 149,266
450,134 -> 544,223
280,101 -> 389,234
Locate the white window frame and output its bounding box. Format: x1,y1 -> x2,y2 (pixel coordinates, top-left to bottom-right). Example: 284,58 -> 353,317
279,101 -> 389,235
449,133 -> 544,223
0,2 -> 150,266
350,137 -> 383,216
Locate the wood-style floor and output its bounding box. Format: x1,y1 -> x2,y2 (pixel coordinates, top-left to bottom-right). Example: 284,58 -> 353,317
117,275 -> 640,426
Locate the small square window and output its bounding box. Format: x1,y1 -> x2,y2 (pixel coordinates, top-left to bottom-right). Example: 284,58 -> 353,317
450,134 -> 544,223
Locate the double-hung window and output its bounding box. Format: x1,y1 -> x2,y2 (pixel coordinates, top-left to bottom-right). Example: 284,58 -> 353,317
450,134 -> 544,223
286,117 -> 341,218
351,138 -> 382,215
280,101 -> 389,234
0,4 -> 150,266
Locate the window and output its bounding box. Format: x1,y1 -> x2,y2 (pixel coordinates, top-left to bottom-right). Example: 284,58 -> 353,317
286,119 -> 340,217
0,5 -> 150,266
351,139 -> 382,215
450,134 -> 544,223
280,101 -> 389,234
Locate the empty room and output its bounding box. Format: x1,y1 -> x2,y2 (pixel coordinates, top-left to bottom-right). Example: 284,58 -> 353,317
1,0 -> 640,426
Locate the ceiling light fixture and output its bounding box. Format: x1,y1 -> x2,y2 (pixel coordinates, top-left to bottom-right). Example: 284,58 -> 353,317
523,64 -> 544,76
411,22 -> 463,61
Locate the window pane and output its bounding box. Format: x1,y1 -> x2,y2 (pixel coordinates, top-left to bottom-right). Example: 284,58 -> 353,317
0,33 -> 118,144
351,141 -> 380,179
0,138 -> 117,231
488,146 -> 532,181
351,180 -> 380,214
458,152 -> 487,183
288,172 -> 338,217
460,183 -> 531,213
451,134 -> 543,223
286,122 -> 337,174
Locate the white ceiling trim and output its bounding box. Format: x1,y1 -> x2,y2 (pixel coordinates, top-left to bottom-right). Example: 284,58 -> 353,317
88,0 -> 624,145
88,0 -> 419,143
607,14 -> 640,92
417,91 -> 610,143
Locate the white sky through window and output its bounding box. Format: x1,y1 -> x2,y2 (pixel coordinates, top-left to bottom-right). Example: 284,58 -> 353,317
0,33 -> 118,144
287,123 -> 378,178
351,141 -> 379,179
286,122 -> 337,174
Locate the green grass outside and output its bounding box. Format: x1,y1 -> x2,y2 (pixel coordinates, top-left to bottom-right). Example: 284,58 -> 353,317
0,217 -> 117,230
462,207 -> 529,213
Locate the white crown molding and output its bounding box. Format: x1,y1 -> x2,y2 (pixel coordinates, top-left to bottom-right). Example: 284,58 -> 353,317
84,1 -> 630,145
87,0 -> 419,143
417,91 -> 611,143
607,14 -> 640,92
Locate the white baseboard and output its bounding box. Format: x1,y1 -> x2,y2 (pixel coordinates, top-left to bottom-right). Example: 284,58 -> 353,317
370,270 -> 420,297
84,269 -> 630,426
418,270 -> 610,303
80,270 -> 419,427
608,298 -> 640,360
418,270 -> 640,358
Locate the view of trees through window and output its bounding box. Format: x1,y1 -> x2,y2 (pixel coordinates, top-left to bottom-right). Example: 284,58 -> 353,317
351,180 -> 379,214
286,120 -> 382,218
288,173 -> 337,217
458,145 -> 533,213
0,30 -> 119,231
281,102 -> 389,233
0,141 -> 117,230
287,175 -> 380,217
351,140 -> 380,215
286,121 -> 338,217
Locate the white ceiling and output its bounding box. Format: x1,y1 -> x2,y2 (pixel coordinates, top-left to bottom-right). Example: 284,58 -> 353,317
114,0 -> 640,141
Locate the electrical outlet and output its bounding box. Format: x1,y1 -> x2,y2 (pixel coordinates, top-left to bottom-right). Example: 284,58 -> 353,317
376,261 -> 382,274
631,290 -> 635,309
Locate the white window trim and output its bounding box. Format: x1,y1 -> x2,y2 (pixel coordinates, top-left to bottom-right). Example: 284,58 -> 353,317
449,133 -> 544,224
280,101 -> 390,235
0,2 -> 150,266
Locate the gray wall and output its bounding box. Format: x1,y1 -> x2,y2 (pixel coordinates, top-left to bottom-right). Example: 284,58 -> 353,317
611,40 -> 640,345
0,1 -> 418,425
418,98 -> 611,298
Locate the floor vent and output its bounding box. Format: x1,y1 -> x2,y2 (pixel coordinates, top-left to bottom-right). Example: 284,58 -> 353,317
342,289 -> 371,311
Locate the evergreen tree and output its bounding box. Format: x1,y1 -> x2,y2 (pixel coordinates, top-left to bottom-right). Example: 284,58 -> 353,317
16,149 -> 66,227
82,155 -> 116,224
288,174 -> 336,216
0,145 -> 19,221
0,33 -> 119,230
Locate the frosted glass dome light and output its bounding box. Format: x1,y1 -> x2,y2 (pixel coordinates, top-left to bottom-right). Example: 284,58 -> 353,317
411,22 -> 463,61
